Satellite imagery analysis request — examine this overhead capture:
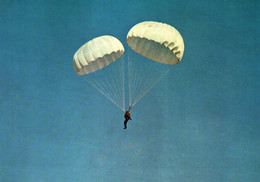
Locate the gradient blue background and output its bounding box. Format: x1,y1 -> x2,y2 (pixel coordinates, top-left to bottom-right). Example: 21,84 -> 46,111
0,0 -> 259,181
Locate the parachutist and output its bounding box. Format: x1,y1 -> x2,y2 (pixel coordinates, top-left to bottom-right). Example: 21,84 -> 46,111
124,106 -> 132,129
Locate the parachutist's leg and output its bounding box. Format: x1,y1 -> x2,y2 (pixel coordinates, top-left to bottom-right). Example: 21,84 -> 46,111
124,119 -> 128,129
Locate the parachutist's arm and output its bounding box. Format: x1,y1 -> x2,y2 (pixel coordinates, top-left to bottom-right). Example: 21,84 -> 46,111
128,106 -> 132,112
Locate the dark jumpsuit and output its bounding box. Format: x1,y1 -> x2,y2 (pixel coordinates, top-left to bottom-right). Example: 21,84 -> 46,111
124,111 -> 132,129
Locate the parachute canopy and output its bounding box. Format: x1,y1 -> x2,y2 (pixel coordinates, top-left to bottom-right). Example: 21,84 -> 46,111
73,35 -> 124,75
127,21 -> 184,65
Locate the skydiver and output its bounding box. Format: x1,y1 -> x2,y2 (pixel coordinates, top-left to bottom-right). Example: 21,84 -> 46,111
124,106 -> 132,129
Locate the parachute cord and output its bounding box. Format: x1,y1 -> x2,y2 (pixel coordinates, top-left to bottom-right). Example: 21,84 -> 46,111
81,57 -> 126,112
132,69 -> 169,107
87,73 -> 112,100
133,58 -> 156,103
106,58 -> 125,110
128,51 -> 148,105
131,56 -> 143,103
107,58 -> 125,111
128,52 -> 132,106
127,50 -> 170,107
122,55 -> 126,111
90,69 -> 116,101
90,69 -> 121,108
105,62 -> 121,107
129,52 -> 142,105
83,77 -> 124,112
139,61 -> 165,99
112,56 -> 125,111
136,65 -> 169,106
128,50 -> 141,106
120,56 -> 125,111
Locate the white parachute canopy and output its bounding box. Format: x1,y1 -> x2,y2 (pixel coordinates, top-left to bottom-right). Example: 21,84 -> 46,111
73,35 -> 124,75
127,21 -> 184,64
73,35 -> 126,111
126,21 -> 184,107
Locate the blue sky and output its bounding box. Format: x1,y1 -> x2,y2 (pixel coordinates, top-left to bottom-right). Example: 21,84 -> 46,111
0,0 -> 259,181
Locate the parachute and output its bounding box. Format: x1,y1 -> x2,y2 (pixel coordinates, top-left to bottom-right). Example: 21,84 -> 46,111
73,35 -> 124,75
126,21 -> 185,107
127,21 -> 184,65
73,22 -> 184,111
73,35 -> 126,111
